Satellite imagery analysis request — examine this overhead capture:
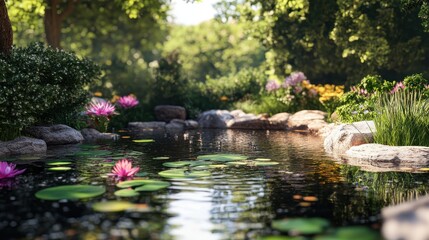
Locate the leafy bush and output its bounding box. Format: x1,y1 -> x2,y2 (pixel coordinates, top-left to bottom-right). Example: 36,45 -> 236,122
374,90 -> 429,146
0,42 -> 100,140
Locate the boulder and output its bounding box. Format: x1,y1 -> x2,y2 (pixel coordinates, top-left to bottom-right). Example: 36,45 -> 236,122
324,121 -> 375,155
198,110 -> 234,128
154,105 -> 186,122
346,144 -> 429,168
80,128 -> 119,141
166,119 -> 186,132
287,110 -> 327,131
0,137 -> 47,156
382,195 -> 429,240
128,121 -> 166,131
184,120 -> 199,130
25,125 -> 83,145
269,112 -> 291,125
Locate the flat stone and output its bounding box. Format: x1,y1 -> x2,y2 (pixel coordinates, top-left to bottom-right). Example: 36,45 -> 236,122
166,119 -> 186,132
25,125 -> 84,145
80,128 -> 119,141
154,105 -> 186,122
269,112 -> 291,124
345,144 -> 429,168
324,121 -> 375,156
128,121 -> 166,131
382,195 -> 429,240
198,110 -> 234,129
184,120 -> 199,130
0,137 -> 47,156
287,110 -> 327,131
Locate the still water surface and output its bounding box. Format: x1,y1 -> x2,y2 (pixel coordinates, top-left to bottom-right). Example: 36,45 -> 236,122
1,129 -> 428,239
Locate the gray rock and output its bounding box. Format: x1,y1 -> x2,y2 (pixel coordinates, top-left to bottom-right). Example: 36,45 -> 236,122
154,105 -> 186,122
0,137 -> 47,156
198,110 -> 234,128
128,121 -> 166,131
324,121 -> 375,155
287,110 -> 327,131
382,195 -> 429,240
166,119 -> 186,132
81,128 -> 119,141
25,124 -> 84,145
346,144 -> 429,168
184,120 -> 199,130
269,112 -> 291,124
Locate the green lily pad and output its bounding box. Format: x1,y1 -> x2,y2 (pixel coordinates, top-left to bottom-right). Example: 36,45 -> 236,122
158,169 -> 211,178
125,151 -> 144,156
315,226 -> 380,240
92,201 -> 134,212
255,158 -> 272,162
189,161 -> 213,167
162,161 -> 192,168
19,156 -> 42,160
114,189 -> 139,197
226,161 -> 248,165
35,185 -> 106,200
192,166 -> 209,171
153,156 -> 170,160
75,150 -> 111,157
255,161 -> 279,166
135,182 -> 170,191
48,166 -> 72,171
117,179 -> 167,188
46,161 -> 72,166
209,164 -> 228,168
272,218 -> 330,235
197,154 -> 248,162
100,162 -> 116,167
132,139 -> 155,143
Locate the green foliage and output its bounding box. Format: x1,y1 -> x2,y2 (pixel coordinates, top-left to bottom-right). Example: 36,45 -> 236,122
374,91 -> 429,146
162,20 -> 266,82
234,95 -> 290,115
0,42 -> 100,140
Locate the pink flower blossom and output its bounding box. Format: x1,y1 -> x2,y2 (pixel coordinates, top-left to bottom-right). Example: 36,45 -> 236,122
0,162 -> 25,179
265,80 -> 280,92
294,86 -> 303,94
283,72 -> 307,87
112,159 -> 140,180
86,101 -> 116,117
117,95 -> 139,109
390,82 -> 405,94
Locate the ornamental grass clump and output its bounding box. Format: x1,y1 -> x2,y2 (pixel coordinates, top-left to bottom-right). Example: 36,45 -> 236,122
373,90 -> 429,146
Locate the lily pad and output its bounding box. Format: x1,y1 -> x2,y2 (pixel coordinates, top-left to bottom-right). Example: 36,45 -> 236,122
132,139 -> 155,143
209,164 -> 228,168
226,161 -> 248,166
117,179 -> 167,188
46,161 -> 72,166
162,161 -> 192,168
272,218 -> 330,235
35,185 -> 106,200
153,156 -> 170,160
114,189 -> 139,197
158,169 -> 211,178
135,182 -> 170,191
92,201 -> 134,212
197,154 -> 248,162
255,158 -> 272,162
48,166 -> 72,171
315,226 -> 380,240
192,166 -> 209,171
255,161 -> 279,166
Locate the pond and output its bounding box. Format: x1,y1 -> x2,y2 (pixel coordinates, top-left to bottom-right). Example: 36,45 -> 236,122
1,129 -> 429,239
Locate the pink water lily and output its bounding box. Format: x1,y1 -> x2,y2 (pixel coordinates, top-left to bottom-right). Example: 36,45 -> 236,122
0,162 -> 26,179
86,101 -> 116,117
112,159 -> 140,180
117,95 -> 139,109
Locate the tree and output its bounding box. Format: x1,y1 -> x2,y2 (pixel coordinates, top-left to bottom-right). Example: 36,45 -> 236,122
0,0 -> 12,55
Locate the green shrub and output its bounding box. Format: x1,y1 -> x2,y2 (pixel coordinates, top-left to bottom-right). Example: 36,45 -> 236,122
0,42 -> 100,140
373,90 -> 429,146
234,95 -> 290,115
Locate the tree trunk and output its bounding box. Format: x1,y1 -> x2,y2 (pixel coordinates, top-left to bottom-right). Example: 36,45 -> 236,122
0,0 -> 13,55
44,0 -> 79,49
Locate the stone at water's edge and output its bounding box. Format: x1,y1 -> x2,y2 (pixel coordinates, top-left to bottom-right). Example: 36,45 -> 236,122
197,110 -> 234,129
165,119 -> 185,132
80,128 -> 119,141
128,120 -> 199,133
25,124 -> 84,145
128,121 -> 166,131
382,195 -> 429,240
154,105 -> 186,122
323,121 -> 375,156
346,144 -> 429,168
287,110 -> 327,132
0,137 -> 47,156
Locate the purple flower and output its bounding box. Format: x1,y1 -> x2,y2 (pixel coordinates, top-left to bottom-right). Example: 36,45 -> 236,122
283,72 -> 307,87
390,82 -> 405,94
117,95 -> 139,109
351,86 -> 369,96
86,101 -> 116,117
112,159 -> 140,180
0,162 -> 25,179
265,80 -> 280,92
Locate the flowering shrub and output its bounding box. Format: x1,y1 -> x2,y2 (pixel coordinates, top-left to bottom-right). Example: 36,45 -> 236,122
0,42 -> 100,140
336,74 -> 429,122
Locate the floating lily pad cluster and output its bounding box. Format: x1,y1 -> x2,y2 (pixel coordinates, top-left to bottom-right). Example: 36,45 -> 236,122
46,160 -> 73,171
35,185 -> 106,200
265,218 -> 380,240
113,179 -> 171,197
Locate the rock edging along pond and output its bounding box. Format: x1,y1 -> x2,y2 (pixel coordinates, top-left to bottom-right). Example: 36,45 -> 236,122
323,120 -> 429,171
